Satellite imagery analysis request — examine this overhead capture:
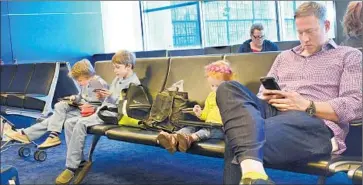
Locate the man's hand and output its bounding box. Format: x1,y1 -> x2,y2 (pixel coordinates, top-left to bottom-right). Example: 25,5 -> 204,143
262,90 -> 310,112
95,89 -> 111,100
260,89 -> 285,101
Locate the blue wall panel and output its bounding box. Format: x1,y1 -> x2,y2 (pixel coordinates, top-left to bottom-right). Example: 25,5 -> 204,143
1,1 -> 8,15
1,15 -> 13,63
7,1 -> 101,14
0,1 -> 104,64
1,1 -> 13,63
9,13 -> 104,63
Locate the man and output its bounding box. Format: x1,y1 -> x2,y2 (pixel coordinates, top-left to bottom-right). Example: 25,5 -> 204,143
237,23 -> 279,53
217,2 -> 362,185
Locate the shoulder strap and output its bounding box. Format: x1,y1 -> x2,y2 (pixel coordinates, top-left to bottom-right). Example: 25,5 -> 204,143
97,105 -> 119,124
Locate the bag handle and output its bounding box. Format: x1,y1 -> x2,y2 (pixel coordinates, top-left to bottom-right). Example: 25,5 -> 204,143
97,106 -> 120,124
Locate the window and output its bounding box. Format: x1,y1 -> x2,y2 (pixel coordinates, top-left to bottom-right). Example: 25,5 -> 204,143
103,1 -> 337,51
278,1 -> 336,41
201,1 -> 278,47
171,1 -> 201,48
101,1 -> 143,53
141,1 -> 201,50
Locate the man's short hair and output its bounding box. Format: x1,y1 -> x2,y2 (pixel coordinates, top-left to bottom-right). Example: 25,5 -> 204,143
294,1 -> 327,23
111,50 -> 136,69
68,59 -> 96,79
250,23 -> 264,36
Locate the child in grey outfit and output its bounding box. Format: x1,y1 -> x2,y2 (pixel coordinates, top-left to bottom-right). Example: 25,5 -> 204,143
5,59 -> 108,149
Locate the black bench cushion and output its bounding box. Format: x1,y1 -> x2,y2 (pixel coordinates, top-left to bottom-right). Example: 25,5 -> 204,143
23,97 -> 45,111
87,124 -> 120,135
5,95 -> 24,108
105,126 -> 159,146
5,95 -> 45,111
0,65 -> 17,93
224,52 -> 279,94
7,64 -> 34,94
0,95 -> 7,105
165,55 -> 223,105
26,63 -> 56,95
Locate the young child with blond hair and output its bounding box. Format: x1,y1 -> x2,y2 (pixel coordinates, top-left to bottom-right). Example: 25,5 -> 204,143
156,60 -> 234,154
5,59 -> 108,149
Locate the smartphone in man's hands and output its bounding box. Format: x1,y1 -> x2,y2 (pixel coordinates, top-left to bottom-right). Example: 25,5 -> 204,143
260,77 -> 281,90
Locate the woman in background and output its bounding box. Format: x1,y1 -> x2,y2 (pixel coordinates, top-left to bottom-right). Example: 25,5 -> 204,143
238,23 -> 279,53
341,1 -> 363,48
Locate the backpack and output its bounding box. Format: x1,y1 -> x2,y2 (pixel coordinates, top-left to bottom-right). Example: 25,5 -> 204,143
120,83 -> 152,120
140,89 -> 189,133
98,83 -> 151,125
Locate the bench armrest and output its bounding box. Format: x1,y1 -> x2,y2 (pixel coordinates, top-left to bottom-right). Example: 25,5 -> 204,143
350,119 -> 362,126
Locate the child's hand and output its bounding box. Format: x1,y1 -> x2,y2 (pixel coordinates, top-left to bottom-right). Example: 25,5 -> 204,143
96,89 -> 111,99
78,103 -> 94,109
60,96 -> 75,102
193,105 -> 202,117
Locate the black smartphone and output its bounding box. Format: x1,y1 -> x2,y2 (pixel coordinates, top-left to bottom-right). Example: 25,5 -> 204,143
92,88 -> 105,93
260,77 -> 281,90
58,97 -> 71,102
89,80 -> 104,89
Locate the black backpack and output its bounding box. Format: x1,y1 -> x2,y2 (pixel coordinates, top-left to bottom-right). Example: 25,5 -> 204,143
98,83 -> 152,124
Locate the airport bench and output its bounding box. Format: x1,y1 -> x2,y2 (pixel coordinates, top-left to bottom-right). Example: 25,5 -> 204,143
87,51 -> 362,184
0,62 -> 79,119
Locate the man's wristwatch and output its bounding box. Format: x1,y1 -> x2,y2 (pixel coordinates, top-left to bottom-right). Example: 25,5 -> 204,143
305,101 -> 316,116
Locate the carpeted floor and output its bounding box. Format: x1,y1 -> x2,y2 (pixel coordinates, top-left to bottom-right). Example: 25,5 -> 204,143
1,115 -> 353,184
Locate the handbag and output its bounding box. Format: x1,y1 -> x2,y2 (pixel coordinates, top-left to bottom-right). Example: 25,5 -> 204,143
140,88 -> 189,133
80,106 -> 96,117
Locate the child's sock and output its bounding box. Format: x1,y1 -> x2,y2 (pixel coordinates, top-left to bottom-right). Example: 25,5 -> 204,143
242,172 -> 268,181
240,159 -> 268,180
79,160 -> 87,167
49,131 -> 60,138
67,167 -> 77,173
